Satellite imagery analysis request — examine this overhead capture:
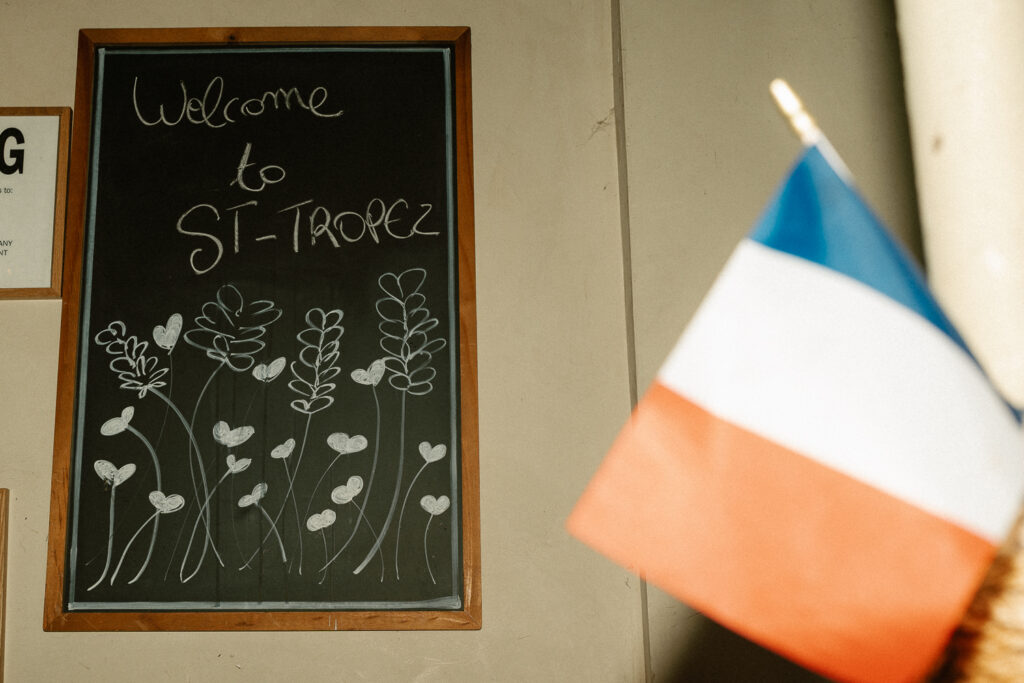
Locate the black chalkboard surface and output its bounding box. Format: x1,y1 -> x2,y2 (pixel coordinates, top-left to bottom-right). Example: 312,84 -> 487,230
45,27 -> 479,631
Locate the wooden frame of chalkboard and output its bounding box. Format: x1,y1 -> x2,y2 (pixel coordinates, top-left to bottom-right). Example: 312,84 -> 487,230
44,27 -> 479,631
0,107 -> 70,299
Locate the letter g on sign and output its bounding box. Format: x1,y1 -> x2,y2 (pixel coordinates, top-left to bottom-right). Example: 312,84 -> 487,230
0,127 -> 25,175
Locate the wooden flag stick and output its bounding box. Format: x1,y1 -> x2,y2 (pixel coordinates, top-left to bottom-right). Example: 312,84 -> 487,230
769,79 -> 822,147
769,79 -> 853,182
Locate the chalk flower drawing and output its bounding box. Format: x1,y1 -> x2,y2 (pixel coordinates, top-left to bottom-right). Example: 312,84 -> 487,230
100,406 -> 135,436
240,437 -> 297,571
83,270 -> 453,596
281,307 -> 345,572
272,438 -> 295,460
153,313 -> 183,352
350,358 -> 386,387
94,316 -> 223,576
110,491 -> 184,585
288,308 -> 344,415
376,268 -> 446,396
319,468 -> 386,578
177,284 -> 280,576
330,475 -> 364,505
183,284 -> 282,372
394,442 -> 447,579
225,453 -> 252,474
420,494 -> 450,585
306,509 -> 337,584
252,356 -> 286,383
99,405 -> 167,583
306,509 -> 337,532
88,460 -> 137,591
306,432 -> 368,520
238,483 -> 287,564
212,421 -> 255,448
96,322 -> 169,398
181,453 -> 253,582
355,269 -> 445,578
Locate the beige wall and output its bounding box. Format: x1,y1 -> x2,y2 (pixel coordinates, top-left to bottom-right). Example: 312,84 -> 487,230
0,1 -> 642,681
0,0 -> 918,681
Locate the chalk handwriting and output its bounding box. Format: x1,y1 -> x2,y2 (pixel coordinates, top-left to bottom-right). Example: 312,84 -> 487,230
231,143 -> 286,193
133,76 -> 344,129
176,197 -> 436,276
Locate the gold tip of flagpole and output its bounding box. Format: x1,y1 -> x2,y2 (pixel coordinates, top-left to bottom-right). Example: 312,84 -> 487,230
769,78 -> 853,182
769,78 -> 822,147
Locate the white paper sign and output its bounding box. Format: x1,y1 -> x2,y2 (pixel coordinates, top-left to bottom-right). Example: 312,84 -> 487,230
0,114 -> 61,290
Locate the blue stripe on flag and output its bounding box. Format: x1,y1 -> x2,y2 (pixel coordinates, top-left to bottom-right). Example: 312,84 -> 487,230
750,146 -> 970,354
749,145 -> 1021,423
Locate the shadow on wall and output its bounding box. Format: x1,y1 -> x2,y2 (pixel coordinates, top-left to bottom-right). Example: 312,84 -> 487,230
658,612 -> 830,683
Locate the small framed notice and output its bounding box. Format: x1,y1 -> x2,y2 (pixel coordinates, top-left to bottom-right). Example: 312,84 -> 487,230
0,107 -> 70,299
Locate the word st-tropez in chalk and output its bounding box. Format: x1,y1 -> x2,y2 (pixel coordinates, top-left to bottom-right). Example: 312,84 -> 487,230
132,75 -> 344,129
176,197 -> 437,275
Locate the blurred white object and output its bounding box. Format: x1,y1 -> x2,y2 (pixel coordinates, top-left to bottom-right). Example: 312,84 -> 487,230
897,0 -> 1024,406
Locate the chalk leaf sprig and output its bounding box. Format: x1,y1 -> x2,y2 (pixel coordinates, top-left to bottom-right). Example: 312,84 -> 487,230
183,284 -> 282,372
376,269 -> 446,396
289,308 -> 345,415
95,321 -> 169,399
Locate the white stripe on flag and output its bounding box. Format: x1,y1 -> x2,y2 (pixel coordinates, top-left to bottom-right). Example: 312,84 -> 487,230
658,239 -> 1024,542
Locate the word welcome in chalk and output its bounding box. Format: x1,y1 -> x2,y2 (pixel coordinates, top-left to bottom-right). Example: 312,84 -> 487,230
176,197 -> 437,275
132,76 -> 344,129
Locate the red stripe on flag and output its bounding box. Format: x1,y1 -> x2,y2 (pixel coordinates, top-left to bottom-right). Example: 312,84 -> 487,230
567,382 -> 996,683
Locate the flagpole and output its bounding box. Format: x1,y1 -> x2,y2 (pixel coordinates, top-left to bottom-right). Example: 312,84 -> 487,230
769,79 -> 822,146
769,79 -> 853,182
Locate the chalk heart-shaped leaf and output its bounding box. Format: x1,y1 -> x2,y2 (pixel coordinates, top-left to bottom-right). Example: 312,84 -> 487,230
212,421 -> 255,447
100,406 -> 135,436
305,307 -> 344,331
306,509 -> 337,532
252,356 -> 286,382
379,268 -> 427,300
271,438 -> 295,459
238,482 -> 268,508
94,459 -> 118,484
330,476 -> 364,505
113,463 -> 136,487
351,358 -> 386,386
226,454 -> 252,474
419,442 -> 447,463
290,396 -> 334,415
420,495 -> 450,516
153,313 -> 183,351
327,432 -> 368,455
149,491 -> 185,514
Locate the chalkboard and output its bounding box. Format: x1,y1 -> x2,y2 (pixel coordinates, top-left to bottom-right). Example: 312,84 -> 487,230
44,27 -> 479,631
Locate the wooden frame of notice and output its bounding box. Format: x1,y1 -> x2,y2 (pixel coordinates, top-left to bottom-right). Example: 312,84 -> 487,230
44,27 -> 479,631
0,489 -> 8,681
0,107 -> 70,299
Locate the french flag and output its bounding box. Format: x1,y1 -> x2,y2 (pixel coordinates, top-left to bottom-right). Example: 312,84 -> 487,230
568,145 -> 1024,682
